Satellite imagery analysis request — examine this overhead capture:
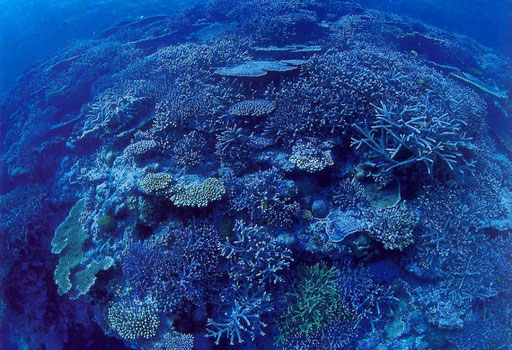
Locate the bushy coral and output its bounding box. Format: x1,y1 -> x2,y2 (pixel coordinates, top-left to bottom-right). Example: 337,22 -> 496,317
289,140 -> 334,173
333,180 -> 369,211
278,262 -> 349,342
124,139 -> 158,156
107,299 -> 160,340
221,220 -> 293,287
140,172 -> 174,195
229,99 -> 276,117
143,331 -> 194,350
169,177 -> 225,208
362,203 -> 419,251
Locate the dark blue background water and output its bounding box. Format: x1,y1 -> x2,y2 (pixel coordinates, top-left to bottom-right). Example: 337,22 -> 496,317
357,0 -> 512,53
0,0 -> 510,94
0,0 -> 190,93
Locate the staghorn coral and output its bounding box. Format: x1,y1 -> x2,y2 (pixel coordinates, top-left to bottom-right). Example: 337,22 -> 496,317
351,99 -> 474,177
171,130 -> 207,170
77,87 -> 150,143
207,289 -> 272,345
215,125 -> 253,169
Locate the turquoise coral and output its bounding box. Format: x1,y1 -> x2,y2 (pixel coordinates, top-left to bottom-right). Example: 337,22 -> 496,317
51,199 -> 90,296
51,199 -> 113,298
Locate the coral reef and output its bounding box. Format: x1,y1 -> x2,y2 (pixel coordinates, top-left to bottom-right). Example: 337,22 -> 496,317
0,0 -> 511,349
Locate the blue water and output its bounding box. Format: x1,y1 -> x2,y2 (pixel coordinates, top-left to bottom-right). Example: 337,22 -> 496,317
1,1 -> 511,349
0,0 -> 190,93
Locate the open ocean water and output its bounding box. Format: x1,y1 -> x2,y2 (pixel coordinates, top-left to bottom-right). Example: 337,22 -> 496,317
0,0 -> 511,349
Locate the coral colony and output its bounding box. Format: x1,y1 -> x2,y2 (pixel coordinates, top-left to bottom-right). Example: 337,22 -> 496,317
1,0 -> 511,349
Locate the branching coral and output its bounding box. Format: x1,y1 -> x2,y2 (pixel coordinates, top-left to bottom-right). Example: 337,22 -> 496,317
215,125 -> 252,168
121,242 -> 173,298
206,220 -> 292,345
79,87 -> 150,142
351,99 -> 473,176
171,131 -> 207,170
207,289 -> 272,345
230,168 -> 300,228
149,221 -> 222,312
221,220 -> 293,287
3,1 -> 511,349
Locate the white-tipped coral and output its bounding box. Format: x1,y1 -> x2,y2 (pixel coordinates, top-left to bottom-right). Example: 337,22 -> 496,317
108,300 -> 160,340
289,141 -> 334,173
170,177 -> 225,208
